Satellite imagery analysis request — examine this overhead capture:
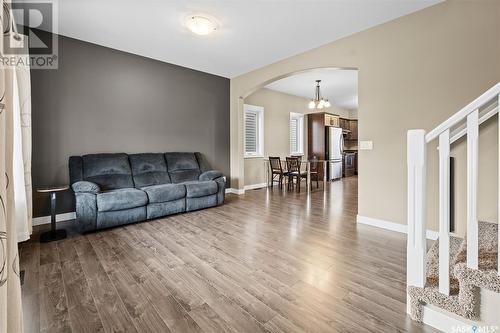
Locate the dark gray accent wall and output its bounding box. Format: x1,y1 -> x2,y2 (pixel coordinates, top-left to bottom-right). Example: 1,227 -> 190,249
31,31 -> 230,217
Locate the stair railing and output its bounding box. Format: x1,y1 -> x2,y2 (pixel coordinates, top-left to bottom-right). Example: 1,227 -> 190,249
407,82 -> 500,296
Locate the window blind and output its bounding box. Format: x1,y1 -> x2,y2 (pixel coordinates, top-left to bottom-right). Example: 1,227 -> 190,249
245,111 -> 258,154
290,117 -> 298,153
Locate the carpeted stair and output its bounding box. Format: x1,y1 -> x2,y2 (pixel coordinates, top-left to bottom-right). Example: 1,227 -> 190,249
408,221 -> 499,322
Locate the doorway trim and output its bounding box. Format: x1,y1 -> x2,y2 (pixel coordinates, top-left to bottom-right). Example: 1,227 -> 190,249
231,66 -> 358,191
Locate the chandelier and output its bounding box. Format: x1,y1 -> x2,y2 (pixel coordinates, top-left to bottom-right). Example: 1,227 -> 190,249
308,80 -> 331,110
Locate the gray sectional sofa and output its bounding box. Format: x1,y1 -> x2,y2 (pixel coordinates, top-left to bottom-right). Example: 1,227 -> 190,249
69,152 -> 225,232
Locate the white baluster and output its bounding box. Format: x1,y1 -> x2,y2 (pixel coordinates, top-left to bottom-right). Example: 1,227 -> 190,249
439,130 -> 450,295
467,109 -> 479,269
407,129 -> 427,288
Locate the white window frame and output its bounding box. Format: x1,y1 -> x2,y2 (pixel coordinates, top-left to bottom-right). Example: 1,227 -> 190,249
244,104 -> 264,158
289,112 -> 304,156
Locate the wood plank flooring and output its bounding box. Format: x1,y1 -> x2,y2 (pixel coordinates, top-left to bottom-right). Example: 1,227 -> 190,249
19,177 -> 437,332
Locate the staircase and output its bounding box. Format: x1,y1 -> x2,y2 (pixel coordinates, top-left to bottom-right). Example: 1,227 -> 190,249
406,83 -> 500,329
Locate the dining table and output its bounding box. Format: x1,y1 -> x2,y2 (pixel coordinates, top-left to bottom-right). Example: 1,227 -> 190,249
263,159 -> 334,193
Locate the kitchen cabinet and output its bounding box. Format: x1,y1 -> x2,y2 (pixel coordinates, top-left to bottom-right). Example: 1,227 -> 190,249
343,152 -> 356,177
348,120 -> 358,141
339,118 -> 349,131
308,113 -> 327,179
339,118 -> 358,141
324,114 -> 339,127
308,112 -> 340,180
354,152 -> 358,175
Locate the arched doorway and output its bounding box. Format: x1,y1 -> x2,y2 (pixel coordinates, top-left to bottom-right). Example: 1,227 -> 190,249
230,66 -> 358,191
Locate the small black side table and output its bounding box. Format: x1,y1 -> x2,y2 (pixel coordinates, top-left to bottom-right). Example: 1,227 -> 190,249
37,185 -> 69,243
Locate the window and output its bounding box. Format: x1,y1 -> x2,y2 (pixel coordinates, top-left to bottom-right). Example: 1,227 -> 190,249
244,104 -> 264,158
290,112 -> 304,155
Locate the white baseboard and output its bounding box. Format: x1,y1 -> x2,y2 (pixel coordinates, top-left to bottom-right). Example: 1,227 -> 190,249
422,304 -> 476,333
225,188 -> 245,195
32,212 -> 76,226
244,183 -> 267,191
356,215 -> 439,240
226,183 -> 270,194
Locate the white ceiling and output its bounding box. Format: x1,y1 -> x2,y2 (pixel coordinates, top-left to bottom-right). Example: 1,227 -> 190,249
266,69 -> 358,110
21,0 -> 440,78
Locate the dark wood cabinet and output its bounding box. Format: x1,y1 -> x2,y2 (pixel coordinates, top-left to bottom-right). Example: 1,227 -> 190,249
307,113 -> 327,179
307,112 -> 341,179
339,118 -> 358,141
354,152 -> 358,175
339,118 -> 349,131
343,152 -> 356,177
324,114 -> 339,127
348,120 -> 358,141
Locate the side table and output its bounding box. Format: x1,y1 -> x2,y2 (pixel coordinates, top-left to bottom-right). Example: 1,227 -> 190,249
37,185 -> 69,243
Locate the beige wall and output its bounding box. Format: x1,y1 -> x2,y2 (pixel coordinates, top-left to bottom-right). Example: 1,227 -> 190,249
349,109 -> 358,119
243,88 -> 309,186
329,104 -> 351,119
230,0 -> 500,230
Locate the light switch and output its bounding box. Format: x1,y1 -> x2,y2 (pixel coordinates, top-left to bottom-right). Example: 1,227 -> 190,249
359,141 -> 373,150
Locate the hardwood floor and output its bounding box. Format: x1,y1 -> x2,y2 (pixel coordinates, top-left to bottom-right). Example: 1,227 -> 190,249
20,177 -> 437,333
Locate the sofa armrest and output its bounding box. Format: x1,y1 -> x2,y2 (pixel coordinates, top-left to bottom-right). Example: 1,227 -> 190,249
74,192 -> 97,232
72,181 -> 100,194
199,170 -> 223,181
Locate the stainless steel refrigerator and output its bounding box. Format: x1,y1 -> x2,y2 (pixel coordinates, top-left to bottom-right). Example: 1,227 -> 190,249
327,127 -> 344,180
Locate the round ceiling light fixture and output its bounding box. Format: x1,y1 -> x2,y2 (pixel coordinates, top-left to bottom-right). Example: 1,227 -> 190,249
185,15 -> 217,36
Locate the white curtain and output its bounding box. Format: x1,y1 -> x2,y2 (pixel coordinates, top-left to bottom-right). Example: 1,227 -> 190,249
0,0 -> 31,331
13,34 -> 32,242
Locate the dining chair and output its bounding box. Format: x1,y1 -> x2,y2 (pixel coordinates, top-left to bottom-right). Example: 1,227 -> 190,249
291,155 -> 302,164
286,157 -> 304,192
268,156 -> 288,188
309,157 -> 320,188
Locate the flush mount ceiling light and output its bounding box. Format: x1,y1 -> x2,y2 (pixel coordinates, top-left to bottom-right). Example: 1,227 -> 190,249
185,15 -> 217,36
308,80 -> 331,110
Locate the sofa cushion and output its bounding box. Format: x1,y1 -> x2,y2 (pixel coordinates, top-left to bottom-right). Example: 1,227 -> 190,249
97,206 -> 147,229
142,183 -> 186,203
165,153 -> 201,183
129,153 -> 171,188
82,153 -> 134,190
69,156 -> 83,184
195,152 -> 212,173
147,199 -> 185,219
183,180 -> 218,198
97,188 -> 148,212
165,152 -> 199,170
169,170 -> 201,183
186,195 -> 217,211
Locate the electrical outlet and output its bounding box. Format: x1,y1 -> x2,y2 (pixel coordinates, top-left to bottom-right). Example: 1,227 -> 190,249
359,141 -> 373,150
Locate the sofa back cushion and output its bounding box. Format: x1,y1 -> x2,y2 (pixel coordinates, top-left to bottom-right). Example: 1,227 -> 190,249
129,153 -> 171,188
165,152 -> 201,183
81,153 -> 134,190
